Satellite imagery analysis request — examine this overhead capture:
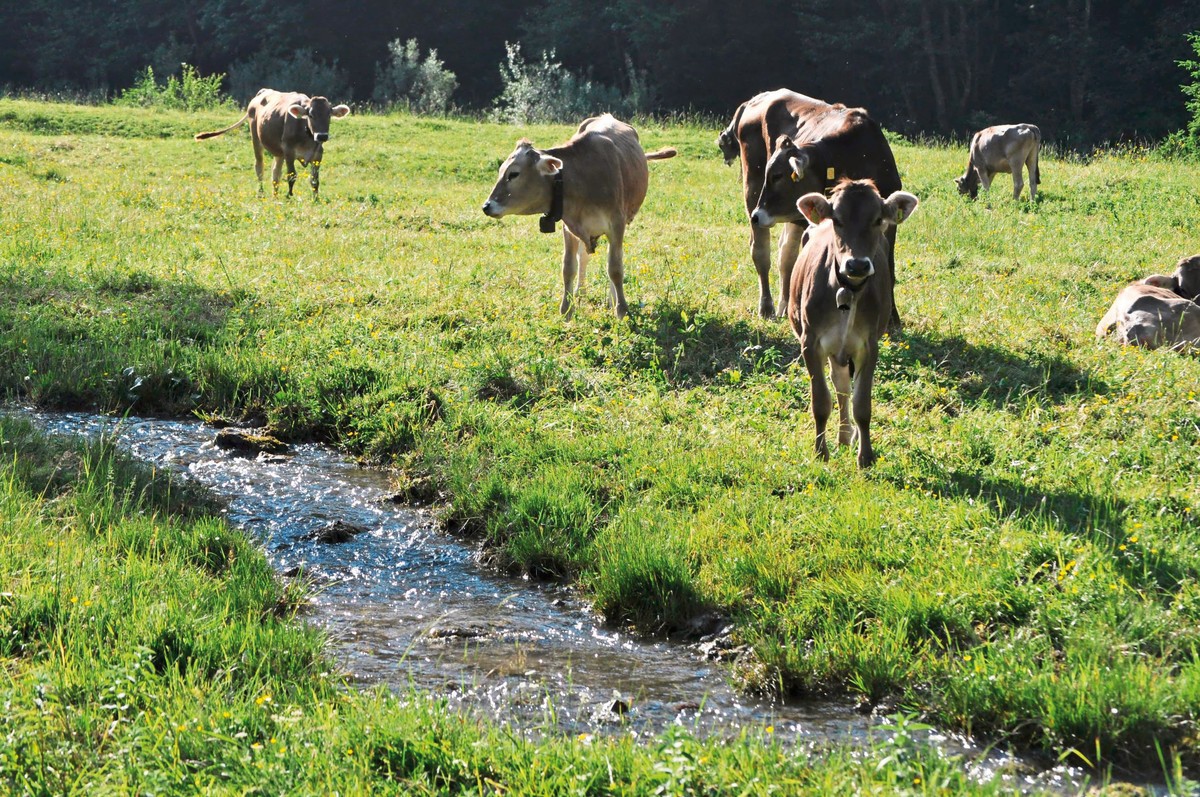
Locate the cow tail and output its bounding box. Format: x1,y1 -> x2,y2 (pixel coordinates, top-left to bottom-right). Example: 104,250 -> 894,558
194,111 -> 250,141
645,148 -> 678,161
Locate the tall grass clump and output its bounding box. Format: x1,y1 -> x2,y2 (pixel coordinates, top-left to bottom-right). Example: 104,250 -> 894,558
115,63 -> 232,112
372,38 -> 458,114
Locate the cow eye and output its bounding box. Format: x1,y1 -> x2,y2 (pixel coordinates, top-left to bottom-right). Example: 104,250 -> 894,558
506,171 -> 519,181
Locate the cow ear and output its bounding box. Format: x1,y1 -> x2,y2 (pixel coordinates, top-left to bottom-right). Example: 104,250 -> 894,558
884,191 -> 919,225
331,104 -> 351,118
287,103 -> 307,119
788,152 -> 809,181
537,155 -> 563,176
797,193 -> 832,225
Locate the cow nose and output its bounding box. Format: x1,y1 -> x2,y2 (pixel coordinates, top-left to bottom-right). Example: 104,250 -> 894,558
482,200 -> 499,218
844,257 -> 875,279
750,208 -> 772,227
315,132 -> 329,143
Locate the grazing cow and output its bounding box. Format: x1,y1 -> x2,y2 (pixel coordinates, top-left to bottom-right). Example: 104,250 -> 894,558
1096,256 -> 1200,350
955,124 -> 1041,201
195,88 -> 350,198
481,114 -> 676,320
788,179 -> 918,468
722,89 -> 902,320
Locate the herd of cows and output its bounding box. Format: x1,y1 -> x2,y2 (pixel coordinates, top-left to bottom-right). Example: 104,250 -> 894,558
194,87 -> 1200,468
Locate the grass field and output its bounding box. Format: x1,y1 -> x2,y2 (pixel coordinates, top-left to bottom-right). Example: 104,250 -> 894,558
1,97 -> 1199,778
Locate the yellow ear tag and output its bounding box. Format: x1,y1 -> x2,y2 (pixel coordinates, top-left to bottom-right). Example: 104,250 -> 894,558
896,209 -> 905,223
790,172 -> 799,183
826,167 -> 835,180
810,209 -> 821,223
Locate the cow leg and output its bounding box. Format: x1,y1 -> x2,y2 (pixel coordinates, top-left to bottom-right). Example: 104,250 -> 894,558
804,346 -> 832,461
885,228 -> 902,332
852,349 -> 879,468
285,156 -> 297,197
977,168 -> 993,194
777,223 -> 804,319
252,132 -> 265,194
750,224 -> 774,318
271,157 -> 284,197
561,230 -> 582,320
577,242 -> 590,291
606,226 -> 629,319
1012,168 -> 1024,201
828,357 -> 853,447
1028,150 -> 1039,200
309,161 -> 320,199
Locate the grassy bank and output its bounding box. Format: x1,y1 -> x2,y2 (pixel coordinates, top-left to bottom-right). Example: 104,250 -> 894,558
1,98 -> 1198,770
0,414 -> 1060,794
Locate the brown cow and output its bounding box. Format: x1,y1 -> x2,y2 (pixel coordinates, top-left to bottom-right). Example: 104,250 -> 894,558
195,88 -> 350,198
1096,256 -> 1200,350
481,114 -> 676,320
721,89 -> 902,320
788,179 -> 918,468
955,124 -> 1041,200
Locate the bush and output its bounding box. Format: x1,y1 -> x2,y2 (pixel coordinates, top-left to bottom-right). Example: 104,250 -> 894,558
1168,30 -> 1200,157
372,39 -> 458,115
490,41 -> 627,125
226,50 -> 351,105
114,64 -> 232,112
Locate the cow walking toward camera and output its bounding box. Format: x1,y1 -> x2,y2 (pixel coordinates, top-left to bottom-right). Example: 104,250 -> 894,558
482,114 -> 676,320
789,179 -> 918,468
195,88 -> 350,198
1096,255 -> 1200,350
955,124 -> 1041,200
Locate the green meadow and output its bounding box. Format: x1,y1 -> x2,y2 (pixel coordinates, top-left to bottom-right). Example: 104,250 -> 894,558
1,97 -> 1199,782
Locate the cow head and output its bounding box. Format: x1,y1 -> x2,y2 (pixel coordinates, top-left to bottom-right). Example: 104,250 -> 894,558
481,140 -> 562,218
750,135 -> 825,227
954,169 -> 980,199
716,129 -> 740,166
1173,255 -> 1200,301
287,96 -> 351,144
797,179 -> 918,290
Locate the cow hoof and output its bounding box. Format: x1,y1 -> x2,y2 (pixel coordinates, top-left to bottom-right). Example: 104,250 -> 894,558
758,302 -> 775,319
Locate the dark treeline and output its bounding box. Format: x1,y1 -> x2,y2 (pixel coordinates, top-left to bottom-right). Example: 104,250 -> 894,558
2,0 -> 1198,145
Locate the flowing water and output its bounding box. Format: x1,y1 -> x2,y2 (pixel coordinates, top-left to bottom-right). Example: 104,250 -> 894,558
18,409 -> 1087,793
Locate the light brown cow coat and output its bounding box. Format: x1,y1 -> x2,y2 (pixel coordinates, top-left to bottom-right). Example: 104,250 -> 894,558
195,88 -> 350,197
482,114 -> 676,319
788,180 -> 918,468
1096,256 -> 1200,350
955,124 -> 1041,200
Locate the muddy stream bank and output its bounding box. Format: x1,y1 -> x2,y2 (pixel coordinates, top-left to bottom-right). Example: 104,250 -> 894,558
17,409 -> 1085,793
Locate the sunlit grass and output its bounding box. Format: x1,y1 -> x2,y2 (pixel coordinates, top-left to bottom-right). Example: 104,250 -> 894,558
1,98 -> 1198,770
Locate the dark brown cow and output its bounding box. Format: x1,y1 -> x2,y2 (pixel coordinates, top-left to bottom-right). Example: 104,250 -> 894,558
195,88 -> 350,197
1096,256 -> 1200,350
482,114 -> 676,319
721,89 -> 902,320
955,124 -> 1041,200
788,179 -> 918,468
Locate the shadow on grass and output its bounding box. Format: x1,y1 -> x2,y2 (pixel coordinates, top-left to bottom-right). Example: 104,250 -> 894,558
892,329 -> 1104,407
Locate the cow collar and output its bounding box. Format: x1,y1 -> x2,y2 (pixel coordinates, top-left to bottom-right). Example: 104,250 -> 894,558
835,268 -> 868,311
539,172 -> 565,233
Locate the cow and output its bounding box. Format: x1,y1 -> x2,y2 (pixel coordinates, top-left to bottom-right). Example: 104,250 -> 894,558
481,114 -> 676,320
788,179 -> 918,468
195,88 -> 350,198
721,89 -> 902,321
1096,256 -> 1200,350
955,124 -> 1041,201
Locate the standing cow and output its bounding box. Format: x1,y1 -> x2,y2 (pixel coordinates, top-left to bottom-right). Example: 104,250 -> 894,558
788,179 -> 918,468
482,114 -> 676,320
195,88 -> 350,198
955,124 -> 1041,201
721,89 -> 902,320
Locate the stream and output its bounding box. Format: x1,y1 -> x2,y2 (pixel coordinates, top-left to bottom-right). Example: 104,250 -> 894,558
16,408 -> 1086,793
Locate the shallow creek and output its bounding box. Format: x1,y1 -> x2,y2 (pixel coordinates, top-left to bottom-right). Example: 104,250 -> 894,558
20,409 -> 1085,792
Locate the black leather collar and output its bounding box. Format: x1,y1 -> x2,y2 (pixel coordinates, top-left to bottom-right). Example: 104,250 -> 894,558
836,268 -> 869,293
539,172 -> 565,233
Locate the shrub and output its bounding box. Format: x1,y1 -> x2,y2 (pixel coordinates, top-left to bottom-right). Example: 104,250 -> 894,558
226,50 -> 351,104
114,64 -> 231,112
490,41 -> 626,125
372,39 -> 458,115
1167,30 -> 1200,157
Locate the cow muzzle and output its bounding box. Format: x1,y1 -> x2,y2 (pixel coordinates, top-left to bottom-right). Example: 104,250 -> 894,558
314,132 -> 330,143
842,257 -> 874,280
750,208 -> 774,227
482,200 -> 502,218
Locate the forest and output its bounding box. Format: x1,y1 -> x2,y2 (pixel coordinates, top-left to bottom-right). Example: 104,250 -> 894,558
2,0 -> 1199,147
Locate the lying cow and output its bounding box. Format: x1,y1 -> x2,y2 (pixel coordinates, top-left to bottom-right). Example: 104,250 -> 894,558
955,124 -> 1041,200
195,88 -> 350,198
482,114 -> 676,320
1096,256 -> 1200,350
721,89 -> 902,320
788,179 -> 918,468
